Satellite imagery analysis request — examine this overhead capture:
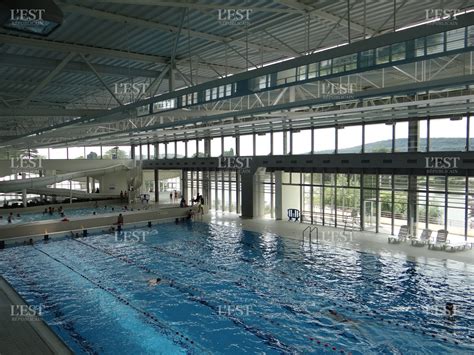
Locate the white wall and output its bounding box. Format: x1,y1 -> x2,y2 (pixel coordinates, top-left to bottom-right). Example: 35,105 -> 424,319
100,170 -> 129,193
282,185 -> 300,219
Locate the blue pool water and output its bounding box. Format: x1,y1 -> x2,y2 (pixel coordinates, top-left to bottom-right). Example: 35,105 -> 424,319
0,206 -> 120,225
0,222 -> 473,354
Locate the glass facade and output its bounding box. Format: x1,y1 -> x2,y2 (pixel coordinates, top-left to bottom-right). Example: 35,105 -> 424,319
31,117 -> 473,242
151,116 -> 471,158
187,170 -> 239,214
261,172 -> 472,241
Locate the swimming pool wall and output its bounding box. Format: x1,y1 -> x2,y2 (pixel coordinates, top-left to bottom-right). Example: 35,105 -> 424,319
0,205 -> 208,244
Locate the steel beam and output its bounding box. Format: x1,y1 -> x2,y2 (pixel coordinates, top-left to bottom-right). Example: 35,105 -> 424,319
20,52 -> 76,106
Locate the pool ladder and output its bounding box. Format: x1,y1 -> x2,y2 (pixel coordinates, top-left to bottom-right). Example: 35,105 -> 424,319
302,226 -> 319,244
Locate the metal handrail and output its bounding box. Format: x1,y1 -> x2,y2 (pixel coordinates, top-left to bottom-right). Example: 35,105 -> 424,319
302,225 -> 319,244
302,226 -> 311,238
310,226 -> 319,244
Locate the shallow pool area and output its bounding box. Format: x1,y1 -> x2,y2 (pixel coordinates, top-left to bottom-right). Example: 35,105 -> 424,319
0,222 -> 473,354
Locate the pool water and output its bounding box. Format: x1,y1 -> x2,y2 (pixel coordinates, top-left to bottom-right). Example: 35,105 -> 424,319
0,222 -> 473,354
0,206 -> 121,225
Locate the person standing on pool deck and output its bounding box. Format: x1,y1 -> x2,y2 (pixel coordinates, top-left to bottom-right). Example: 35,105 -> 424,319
115,213 -> 124,225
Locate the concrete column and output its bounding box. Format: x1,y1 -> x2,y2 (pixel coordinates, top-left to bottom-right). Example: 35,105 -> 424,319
202,170 -> 210,206
253,168 -> 266,218
408,120 -> 419,151
407,120 -> 419,237
204,137 -> 211,157
236,170 -> 241,214
154,169 -> 159,203
274,171 -> 283,220
169,66 -> 175,93
86,176 -> 90,193
240,172 -> 254,218
182,170 -> 188,201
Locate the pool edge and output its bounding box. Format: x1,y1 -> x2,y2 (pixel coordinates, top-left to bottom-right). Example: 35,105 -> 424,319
0,276 -> 74,355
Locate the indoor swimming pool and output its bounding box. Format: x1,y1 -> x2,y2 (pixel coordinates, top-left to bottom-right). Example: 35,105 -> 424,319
0,222 -> 473,354
0,205 -> 120,225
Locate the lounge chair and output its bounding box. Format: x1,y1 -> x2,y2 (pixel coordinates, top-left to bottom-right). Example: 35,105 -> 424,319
445,238 -> 468,252
428,229 -> 448,250
388,225 -> 409,244
411,229 -> 432,247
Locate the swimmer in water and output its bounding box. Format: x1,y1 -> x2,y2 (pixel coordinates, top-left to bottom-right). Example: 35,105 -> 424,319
148,278 -> 161,286
445,302 -> 455,318
326,309 -> 356,324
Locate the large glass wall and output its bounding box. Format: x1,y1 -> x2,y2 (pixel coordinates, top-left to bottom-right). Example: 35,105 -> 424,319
430,117 -> 466,151
337,126 -> 362,153
158,143 -> 166,159
273,131 -> 284,155
187,140 -> 197,158
86,145 -> 131,159
176,141 -> 185,158
365,123 -> 392,153
85,146 -> 101,159
50,148 -> 67,159
268,172 -> 472,241
210,137 -> 222,157
188,170 -> 239,213
166,142 -> 175,159
255,133 -> 271,156
197,139 -> 206,157
263,172 -> 275,218
292,129 -> 311,154
223,136 -> 236,156
154,115 -> 471,159
239,134 -> 254,156
313,127 -> 335,153
394,122 -> 408,152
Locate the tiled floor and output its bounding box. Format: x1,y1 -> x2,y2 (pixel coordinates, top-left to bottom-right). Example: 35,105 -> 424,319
202,212 -> 474,268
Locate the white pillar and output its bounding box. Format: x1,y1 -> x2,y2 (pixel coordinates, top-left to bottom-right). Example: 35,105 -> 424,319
275,171 -> 283,220
21,171 -> 27,207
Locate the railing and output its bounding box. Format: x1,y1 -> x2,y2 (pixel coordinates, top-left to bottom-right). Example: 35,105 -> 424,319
302,226 -> 319,244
